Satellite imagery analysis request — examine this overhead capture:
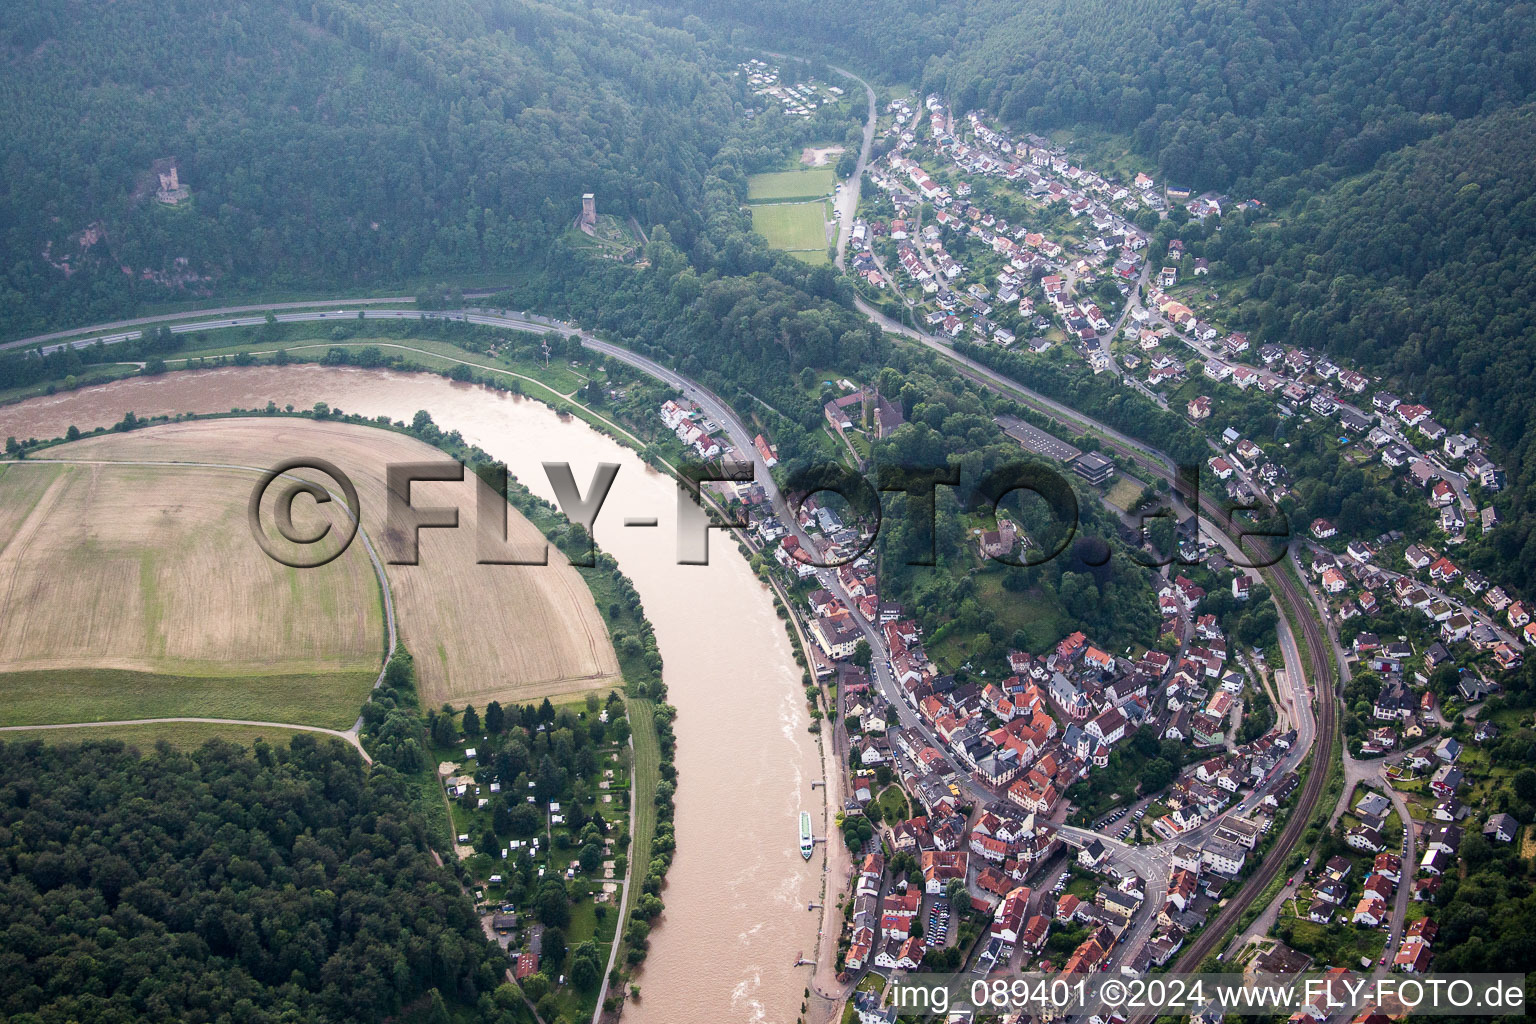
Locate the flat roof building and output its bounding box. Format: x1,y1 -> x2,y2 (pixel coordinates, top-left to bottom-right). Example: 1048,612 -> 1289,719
1072,452 -> 1115,485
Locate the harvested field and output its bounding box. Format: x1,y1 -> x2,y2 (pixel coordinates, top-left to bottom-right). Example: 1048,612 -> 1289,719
0,461 -> 381,679
0,462 -> 63,551
31,418 -> 621,712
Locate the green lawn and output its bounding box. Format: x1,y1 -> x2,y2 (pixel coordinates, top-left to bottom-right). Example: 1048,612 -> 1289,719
751,202 -> 828,252
1065,870 -> 1097,901
626,697 -> 660,873
874,783 -> 910,822
1104,474 -> 1147,512
747,167 -> 834,201
975,576 -> 1071,653
1283,916 -> 1387,966
0,667 -> 375,729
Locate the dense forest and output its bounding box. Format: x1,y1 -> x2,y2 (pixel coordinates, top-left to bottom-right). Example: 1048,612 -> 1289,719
0,736 -> 518,1024
4,0 -> 1536,999
0,0 -> 741,335
1194,105 -> 1536,585
651,0 -> 1536,197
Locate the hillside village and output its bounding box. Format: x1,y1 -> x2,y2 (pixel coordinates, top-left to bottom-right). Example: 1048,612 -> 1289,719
648,386 -> 1323,985
632,89 -> 1536,1011
847,89 -> 1529,786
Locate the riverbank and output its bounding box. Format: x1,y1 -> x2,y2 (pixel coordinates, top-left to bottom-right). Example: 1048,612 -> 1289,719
0,363 -> 824,1024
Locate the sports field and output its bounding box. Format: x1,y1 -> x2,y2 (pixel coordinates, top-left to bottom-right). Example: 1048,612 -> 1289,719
15,419 -> 621,718
746,166 -> 834,201
751,202 -> 828,253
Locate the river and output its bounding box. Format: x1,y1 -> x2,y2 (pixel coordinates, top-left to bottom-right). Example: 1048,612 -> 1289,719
0,364 -> 824,1024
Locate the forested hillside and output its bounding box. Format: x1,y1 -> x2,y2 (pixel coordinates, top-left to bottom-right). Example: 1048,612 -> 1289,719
0,0 -> 738,335
1205,105 -> 1536,580
0,736 -> 517,1024
655,0 -> 1536,196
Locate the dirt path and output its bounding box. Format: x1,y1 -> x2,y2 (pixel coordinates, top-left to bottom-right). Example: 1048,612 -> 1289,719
1,452 -> 400,756
590,732 -> 636,1023
0,716 -> 372,761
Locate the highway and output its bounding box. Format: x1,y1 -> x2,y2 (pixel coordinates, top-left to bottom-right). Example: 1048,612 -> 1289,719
8,291 -> 1342,1002
1,295 -> 419,353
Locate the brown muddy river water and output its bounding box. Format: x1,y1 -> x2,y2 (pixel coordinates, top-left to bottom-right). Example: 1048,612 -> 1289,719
0,364 -> 824,1024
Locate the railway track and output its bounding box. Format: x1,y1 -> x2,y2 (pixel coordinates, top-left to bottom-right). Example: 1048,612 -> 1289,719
1158,519 -> 1338,978
10,292 -> 1344,997
902,336 -> 1343,993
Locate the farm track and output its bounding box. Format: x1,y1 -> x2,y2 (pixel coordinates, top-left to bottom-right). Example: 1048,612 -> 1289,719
0,717 -> 372,761
3,292 -> 1345,993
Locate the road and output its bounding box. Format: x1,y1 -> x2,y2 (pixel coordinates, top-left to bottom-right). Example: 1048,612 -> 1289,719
1285,553 -> 1421,977
0,295 -> 423,353
9,288 -> 1343,1012
1377,776 -> 1416,972
1093,261 -> 1151,378
835,293 -> 1337,992
830,65 -> 877,273
1136,300 -> 1480,516
0,66 -> 1355,1011
1160,550 -> 1337,971
852,294 -> 1178,474
592,732 -> 638,1022
1297,539 -> 1521,649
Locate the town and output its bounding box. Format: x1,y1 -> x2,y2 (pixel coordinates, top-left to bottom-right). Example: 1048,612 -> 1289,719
637,88 -> 1534,1019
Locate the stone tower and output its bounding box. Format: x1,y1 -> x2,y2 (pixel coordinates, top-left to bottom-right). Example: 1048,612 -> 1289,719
580,193 -> 597,228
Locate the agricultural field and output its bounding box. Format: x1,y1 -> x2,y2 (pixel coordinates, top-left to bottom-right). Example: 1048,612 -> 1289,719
746,166 -> 834,201
0,452 -> 383,728
26,418 -> 621,714
750,202 -> 829,255
0,668 -> 374,729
